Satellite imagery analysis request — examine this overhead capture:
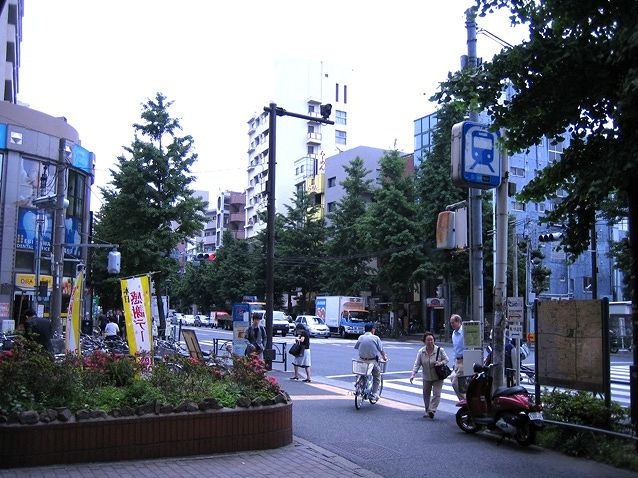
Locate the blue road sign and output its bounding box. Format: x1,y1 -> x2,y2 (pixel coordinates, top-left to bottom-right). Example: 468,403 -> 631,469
451,121 -> 501,189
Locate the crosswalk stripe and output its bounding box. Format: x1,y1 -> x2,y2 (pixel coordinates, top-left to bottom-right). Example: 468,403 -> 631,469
330,369 -> 632,408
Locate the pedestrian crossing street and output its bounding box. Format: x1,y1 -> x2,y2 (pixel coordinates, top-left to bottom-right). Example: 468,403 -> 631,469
377,365 -> 631,408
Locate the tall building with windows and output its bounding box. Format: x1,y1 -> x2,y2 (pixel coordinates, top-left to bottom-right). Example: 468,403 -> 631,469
0,0 -> 20,103
0,0 -> 96,327
414,111 -> 628,303
244,59 -> 353,238
214,190 -> 245,245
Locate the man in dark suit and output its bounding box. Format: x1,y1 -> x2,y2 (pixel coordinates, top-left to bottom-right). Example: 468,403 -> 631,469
24,308 -> 53,354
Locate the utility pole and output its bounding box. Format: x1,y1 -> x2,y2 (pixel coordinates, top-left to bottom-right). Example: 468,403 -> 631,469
50,139 -> 71,335
465,10 -> 485,337
492,131 -> 509,391
262,102 -> 333,370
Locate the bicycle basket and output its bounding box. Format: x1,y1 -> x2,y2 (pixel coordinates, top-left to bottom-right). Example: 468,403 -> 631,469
378,360 -> 387,373
352,359 -> 374,375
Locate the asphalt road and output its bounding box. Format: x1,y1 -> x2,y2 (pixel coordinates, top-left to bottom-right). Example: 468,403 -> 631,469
171,327 -> 636,477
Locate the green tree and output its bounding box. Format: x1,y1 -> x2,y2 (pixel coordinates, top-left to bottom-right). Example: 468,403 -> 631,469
434,2 -> 637,320
320,156 -> 375,296
414,103 -> 470,315
359,150 -> 423,318
210,231 -> 262,309
276,190 -> 326,314
92,93 -> 208,333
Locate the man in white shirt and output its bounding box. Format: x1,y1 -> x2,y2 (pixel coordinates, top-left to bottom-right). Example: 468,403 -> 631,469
104,317 -> 120,339
354,323 -> 388,401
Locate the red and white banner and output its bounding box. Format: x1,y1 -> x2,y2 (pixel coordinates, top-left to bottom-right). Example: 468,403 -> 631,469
120,274 -> 153,360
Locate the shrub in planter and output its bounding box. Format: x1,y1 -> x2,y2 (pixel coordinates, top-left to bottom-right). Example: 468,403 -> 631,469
0,336 -> 284,420
538,390 -> 638,471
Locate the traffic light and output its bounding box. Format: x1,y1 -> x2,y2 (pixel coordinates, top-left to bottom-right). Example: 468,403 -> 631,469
320,103 -> 332,120
538,232 -> 563,242
196,253 -> 216,261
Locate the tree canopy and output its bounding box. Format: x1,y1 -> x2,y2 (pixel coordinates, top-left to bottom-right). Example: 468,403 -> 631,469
92,92 -> 208,324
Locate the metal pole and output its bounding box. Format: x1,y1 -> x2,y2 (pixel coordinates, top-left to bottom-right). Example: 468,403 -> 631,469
264,103 -> 277,368
33,165 -> 48,312
50,139 -> 70,335
492,130 -> 509,391
591,223 -> 598,299
466,9 -> 484,337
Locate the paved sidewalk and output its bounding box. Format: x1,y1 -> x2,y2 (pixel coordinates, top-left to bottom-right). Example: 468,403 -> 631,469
0,436 -> 382,478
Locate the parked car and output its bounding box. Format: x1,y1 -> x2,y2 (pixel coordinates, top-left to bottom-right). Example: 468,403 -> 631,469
295,315 -> 330,338
253,310 -> 290,336
180,314 -> 196,326
194,314 -> 210,327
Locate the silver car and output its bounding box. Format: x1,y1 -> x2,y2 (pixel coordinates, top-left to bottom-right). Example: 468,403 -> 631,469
295,315 -> 330,338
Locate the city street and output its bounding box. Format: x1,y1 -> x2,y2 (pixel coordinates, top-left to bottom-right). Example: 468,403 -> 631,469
190,326 -> 633,410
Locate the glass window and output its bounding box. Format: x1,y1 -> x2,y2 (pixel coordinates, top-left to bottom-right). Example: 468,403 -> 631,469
327,202 -> 336,212
328,177 -> 336,187
307,145 -> 315,155
511,201 -> 525,211
335,130 -> 347,145
344,85 -> 347,104
511,166 -> 525,177
335,110 -> 347,125
335,83 -> 339,102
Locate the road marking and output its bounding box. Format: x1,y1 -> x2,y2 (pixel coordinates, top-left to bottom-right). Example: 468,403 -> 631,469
291,382 -> 422,411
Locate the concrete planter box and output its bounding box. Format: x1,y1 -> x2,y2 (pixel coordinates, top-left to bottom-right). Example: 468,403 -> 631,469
0,403 -> 292,468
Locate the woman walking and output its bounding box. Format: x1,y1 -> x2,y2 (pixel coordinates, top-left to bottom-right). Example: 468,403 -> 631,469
290,323 -> 312,382
409,332 -> 449,419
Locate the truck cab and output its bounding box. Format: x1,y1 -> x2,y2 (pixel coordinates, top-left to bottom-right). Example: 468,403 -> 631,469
339,309 -> 371,338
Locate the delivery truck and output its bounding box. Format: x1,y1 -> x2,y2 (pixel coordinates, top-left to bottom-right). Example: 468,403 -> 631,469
315,296 -> 373,338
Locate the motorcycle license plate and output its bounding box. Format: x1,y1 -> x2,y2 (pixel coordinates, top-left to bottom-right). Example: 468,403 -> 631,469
529,412 -> 543,421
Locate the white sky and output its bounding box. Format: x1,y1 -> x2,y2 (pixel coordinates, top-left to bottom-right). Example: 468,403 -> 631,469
18,1 -> 526,210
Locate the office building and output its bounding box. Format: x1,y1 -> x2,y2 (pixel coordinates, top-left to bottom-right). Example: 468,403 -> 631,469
244,59 -> 353,238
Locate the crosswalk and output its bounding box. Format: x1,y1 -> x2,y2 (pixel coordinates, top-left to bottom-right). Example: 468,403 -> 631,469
197,336 -> 632,408
329,365 -> 632,409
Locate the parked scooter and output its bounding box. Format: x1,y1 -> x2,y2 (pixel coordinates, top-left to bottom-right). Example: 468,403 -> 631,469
455,363 -> 544,446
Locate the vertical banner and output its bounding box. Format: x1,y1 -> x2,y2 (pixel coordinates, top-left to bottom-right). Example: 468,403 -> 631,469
65,270 -> 83,353
120,275 -> 153,365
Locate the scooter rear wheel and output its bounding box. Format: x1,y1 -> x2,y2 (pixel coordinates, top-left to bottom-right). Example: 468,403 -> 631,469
456,406 -> 482,434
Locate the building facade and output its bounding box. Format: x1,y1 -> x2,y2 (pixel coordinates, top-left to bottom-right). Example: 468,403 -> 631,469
0,0 -> 95,329
0,0 -> 21,103
0,101 -> 94,329
244,59 -> 353,238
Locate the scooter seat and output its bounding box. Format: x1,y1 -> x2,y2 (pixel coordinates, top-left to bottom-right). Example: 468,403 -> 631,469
493,385 -> 528,398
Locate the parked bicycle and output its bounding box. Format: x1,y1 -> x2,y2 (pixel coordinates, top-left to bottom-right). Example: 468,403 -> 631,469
352,359 -> 387,409
374,321 -> 390,338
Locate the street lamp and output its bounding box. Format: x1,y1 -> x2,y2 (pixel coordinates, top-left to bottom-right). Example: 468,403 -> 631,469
262,102 -> 334,368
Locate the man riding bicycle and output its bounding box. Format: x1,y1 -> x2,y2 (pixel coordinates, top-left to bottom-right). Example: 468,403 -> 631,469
354,323 -> 388,401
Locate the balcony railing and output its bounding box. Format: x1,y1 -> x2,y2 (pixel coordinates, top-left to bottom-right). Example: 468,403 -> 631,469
306,132 -> 322,144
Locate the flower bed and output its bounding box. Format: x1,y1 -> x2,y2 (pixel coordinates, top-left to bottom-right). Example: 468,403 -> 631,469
0,337 -> 293,468
0,401 -> 292,467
